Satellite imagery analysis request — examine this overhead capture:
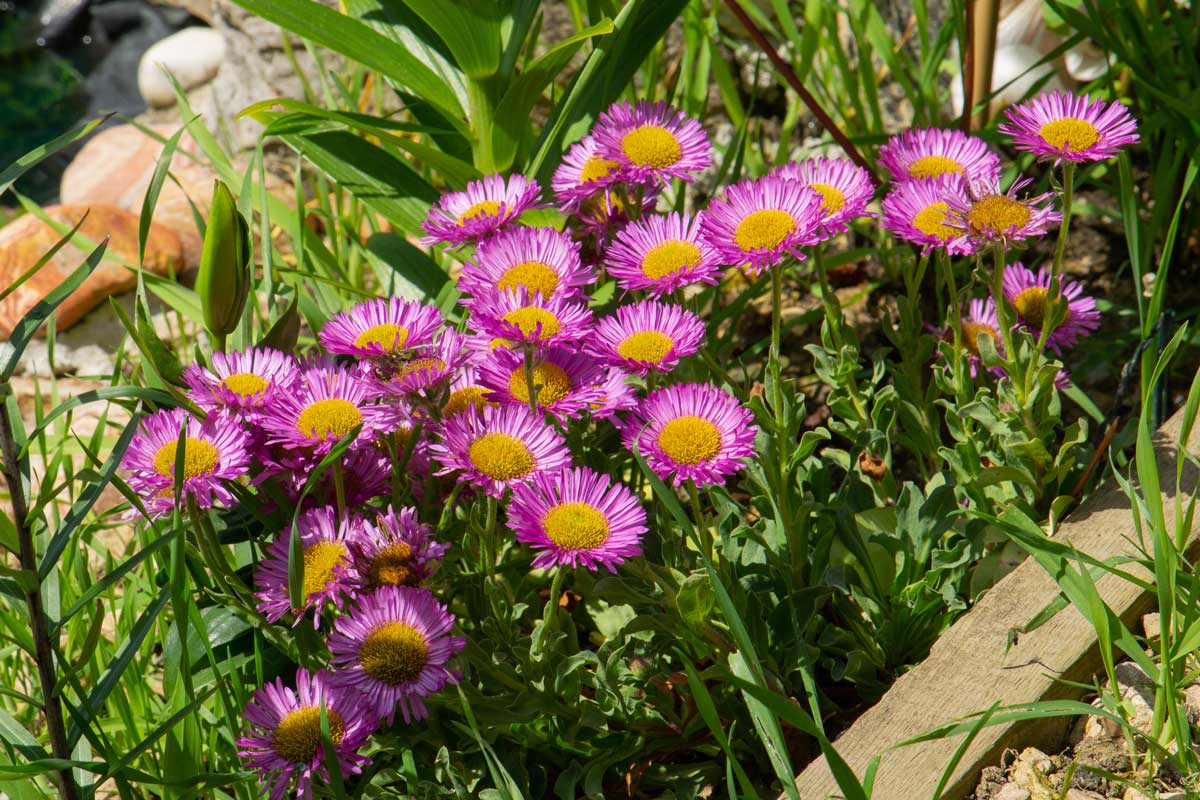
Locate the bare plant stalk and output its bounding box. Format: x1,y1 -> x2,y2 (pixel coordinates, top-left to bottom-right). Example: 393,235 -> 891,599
0,403 -> 80,800
722,0 -> 879,183
970,0 -> 1000,130
960,0 -> 976,132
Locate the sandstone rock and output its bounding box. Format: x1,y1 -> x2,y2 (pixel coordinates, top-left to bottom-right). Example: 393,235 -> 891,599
138,27 -> 227,108
1010,747 -> 1056,800
1184,684 -> 1200,723
0,205 -> 183,339
1062,789 -> 1104,800
1143,612 -> 1161,640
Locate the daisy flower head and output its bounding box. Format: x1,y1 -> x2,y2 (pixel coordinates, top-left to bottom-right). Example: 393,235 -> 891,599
592,100 -> 712,185
590,368 -> 638,421
459,225 -> 593,302
951,297 -> 1004,376
589,299 -> 705,376
1000,90 -> 1139,164
880,174 -> 976,256
441,366 -> 497,419
319,297 -> 444,359
477,346 -> 604,421
270,447 -> 393,511
328,585 -> 466,725
465,287 -> 593,351
123,408 -> 250,518
552,135 -> 622,213
364,328 -> 470,398
237,668 -> 375,800
1002,262 -> 1100,352
772,157 -> 875,234
182,347 -> 300,415
605,211 -> 721,297
260,366 -> 385,456
354,506 -> 448,591
700,175 -> 825,276
430,404 -> 571,497
623,382 -> 757,487
508,466 -> 646,572
254,506 -> 364,627
420,173 -> 542,247
877,127 -> 1002,186
947,177 -> 1061,248
575,185 -> 658,237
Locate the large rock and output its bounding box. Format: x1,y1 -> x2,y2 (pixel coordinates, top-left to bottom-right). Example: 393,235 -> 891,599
138,27 -> 228,108
0,205 -> 184,339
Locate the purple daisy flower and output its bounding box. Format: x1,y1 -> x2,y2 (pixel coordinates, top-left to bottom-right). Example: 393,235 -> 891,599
259,366 -> 385,455
123,408 -> 249,518
430,404 -> 571,497
590,368 -> 638,421
465,288 -> 593,350
254,506 -> 364,628
477,346 -> 604,421
508,466 -> 646,572
237,668 -> 375,800
328,585 -> 466,725
353,506 -> 448,591
576,185 -> 658,237
604,211 -> 721,298
319,297 -> 445,359
269,447 -> 393,512
441,366 -> 498,419
363,328 -> 470,398
592,100 -> 712,184
1002,262 -> 1100,352
700,175 -> 825,275
182,348 -> 300,415
772,157 -> 875,235
949,297 -> 1004,376
946,177 -> 1061,249
551,135 -> 622,213
623,382 -> 757,487
459,225 -> 594,301
880,174 -> 977,255
877,127 -> 1002,186
420,173 -> 542,247
589,299 -> 706,375
999,90 -> 1139,164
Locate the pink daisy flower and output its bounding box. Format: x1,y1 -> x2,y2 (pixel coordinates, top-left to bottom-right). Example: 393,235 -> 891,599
459,225 -> 593,301
477,346 -> 604,421
589,299 -> 706,375
430,404 -> 571,497
259,366 -> 387,455
551,135 -> 622,213
362,328 -> 470,398
328,585 -> 466,725
1002,262 -> 1100,352
772,157 -> 875,235
237,668 -> 375,800
465,288 -> 593,350
700,175 -> 825,275
877,127 -> 1002,186
182,348 -> 300,415
946,177 -> 1061,249
353,506 -> 448,591
623,382 -> 757,487
440,366 -> 498,419
590,368 -> 638,421
123,408 -> 249,518
319,297 -> 445,359
1000,90 -> 1139,164
269,447 -> 394,512
880,174 -> 976,255
592,100 -> 712,184
254,506 -> 364,628
950,297 -> 1004,376
508,466 -> 646,572
605,211 -> 721,297
420,173 -> 542,247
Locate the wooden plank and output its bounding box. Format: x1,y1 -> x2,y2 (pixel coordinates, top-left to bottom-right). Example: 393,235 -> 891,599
789,408 -> 1200,800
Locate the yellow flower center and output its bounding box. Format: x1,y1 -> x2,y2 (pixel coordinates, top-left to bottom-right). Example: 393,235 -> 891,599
579,155 -> 620,184
809,182 -> 846,213
542,501 -> 610,550
354,323 -> 409,353
366,541 -> 419,588
1038,117 -> 1100,152
296,398 -> 363,440
617,331 -> 675,366
966,195 -> 1032,235
1011,286 -> 1064,330
497,261 -> 560,298
457,200 -> 501,225
397,357 -> 446,381
656,416 -> 722,465
641,240 -> 701,281
621,124 -> 683,169
580,190 -> 624,223
272,706 -> 344,764
502,307 -> 561,341
442,386 -> 494,417
467,433 -> 535,480
303,541 -> 348,599
152,437 -> 219,480
359,622 -> 429,686
221,372 -> 269,398
507,362 -> 572,407
907,155 -> 963,179
912,201 -> 956,241
734,209 -> 796,252
962,321 -> 999,357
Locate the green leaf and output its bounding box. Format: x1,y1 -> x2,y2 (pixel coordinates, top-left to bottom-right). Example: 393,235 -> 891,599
0,114 -> 111,198
0,212 -> 88,305
384,0 -> 503,79
364,232 -> 450,301
258,293 -> 302,352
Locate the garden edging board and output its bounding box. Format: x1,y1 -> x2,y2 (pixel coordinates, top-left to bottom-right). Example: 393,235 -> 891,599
788,407 -> 1200,800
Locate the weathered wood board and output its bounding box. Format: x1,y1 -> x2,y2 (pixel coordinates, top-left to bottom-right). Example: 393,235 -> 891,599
789,408 -> 1200,800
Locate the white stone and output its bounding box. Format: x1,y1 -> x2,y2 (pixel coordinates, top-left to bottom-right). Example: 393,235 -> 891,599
1142,612 -> 1161,640
137,27 -> 227,109
1063,790 -> 1104,800
994,784 -> 1032,800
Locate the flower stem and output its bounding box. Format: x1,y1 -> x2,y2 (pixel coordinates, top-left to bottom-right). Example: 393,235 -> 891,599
534,567 -> 566,656
814,246 -> 842,348
523,346 -> 540,415
1049,161 -> 1076,289
687,479 -> 714,564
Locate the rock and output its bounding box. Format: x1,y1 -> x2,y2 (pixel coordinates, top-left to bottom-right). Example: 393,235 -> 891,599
1142,612 -> 1161,640
148,0 -> 216,25
1062,790 -> 1104,800
138,27 -> 227,108
1115,662 -> 1155,690
994,784 -> 1032,800
1010,748 -> 1055,800
1074,734 -> 1131,775
1184,684 -> 1200,724
0,205 -> 184,339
